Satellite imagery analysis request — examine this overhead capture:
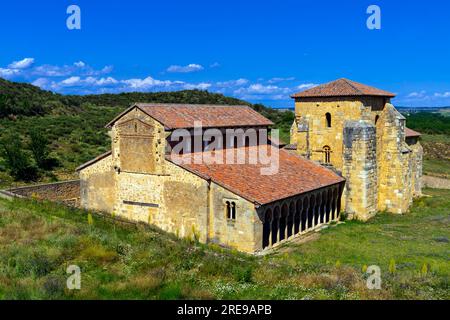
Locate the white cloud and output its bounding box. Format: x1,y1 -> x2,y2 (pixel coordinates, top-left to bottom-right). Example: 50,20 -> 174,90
32,78 -> 50,88
166,63 -> 204,73
85,77 -> 118,86
434,92 -> 450,98
210,62 -> 220,68
296,83 -> 317,90
215,78 -> 249,88
61,76 -> 82,86
31,62 -> 113,77
235,84 -> 290,95
233,83 -> 293,101
406,91 -> 428,99
182,82 -> 211,90
0,68 -> 21,78
8,58 -> 35,69
267,77 -> 295,84
121,76 -> 175,89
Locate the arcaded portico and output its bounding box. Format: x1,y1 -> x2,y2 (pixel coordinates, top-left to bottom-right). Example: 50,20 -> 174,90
259,183 -> 343,249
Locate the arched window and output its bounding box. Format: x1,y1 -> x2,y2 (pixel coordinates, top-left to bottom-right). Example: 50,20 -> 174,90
231,202 -> 236,220
225,201 -> 231,219
375,115 -> 380,125
225,201 -> 237,220
323,146 -> 331,164
325,113 -> 332,128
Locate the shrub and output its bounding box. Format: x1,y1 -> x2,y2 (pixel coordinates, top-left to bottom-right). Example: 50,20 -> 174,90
0,132 -> 38,181
234,266 -> 253,283
42,275 -> 66,298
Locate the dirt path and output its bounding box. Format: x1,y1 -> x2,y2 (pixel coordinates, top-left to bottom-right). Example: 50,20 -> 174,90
423,175 -> 450,189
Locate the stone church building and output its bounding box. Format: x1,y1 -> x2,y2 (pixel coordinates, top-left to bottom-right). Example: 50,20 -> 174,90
290,78 -> 423,220
77,78 -> 422,253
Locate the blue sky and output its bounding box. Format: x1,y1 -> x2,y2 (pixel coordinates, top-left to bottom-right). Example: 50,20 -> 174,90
1,0 -> 449,108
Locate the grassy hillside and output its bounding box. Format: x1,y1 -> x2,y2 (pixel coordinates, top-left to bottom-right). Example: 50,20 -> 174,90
0,78 -> 293,187
0,188 -> 448,300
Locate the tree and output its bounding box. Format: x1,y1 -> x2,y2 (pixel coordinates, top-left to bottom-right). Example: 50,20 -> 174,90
29,129 -> 50,168
0,132 -> 38,181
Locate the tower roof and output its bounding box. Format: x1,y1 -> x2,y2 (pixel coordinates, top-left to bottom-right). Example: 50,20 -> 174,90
291,78 -> 396,99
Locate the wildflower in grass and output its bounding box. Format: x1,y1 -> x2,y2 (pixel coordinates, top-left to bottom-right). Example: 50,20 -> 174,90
335,260 -> 341,268
87,213 -> 94,226
362,264 -> 368,273
421,263 -> 428,277
389,259 -> 396,274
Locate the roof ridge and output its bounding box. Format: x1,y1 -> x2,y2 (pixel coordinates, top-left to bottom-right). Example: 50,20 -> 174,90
341,78 -> 363,95
291,78 -> 396,98
134,102 -> 249,108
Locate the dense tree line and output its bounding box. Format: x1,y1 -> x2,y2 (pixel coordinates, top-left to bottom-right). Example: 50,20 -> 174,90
405,112 -> 450,135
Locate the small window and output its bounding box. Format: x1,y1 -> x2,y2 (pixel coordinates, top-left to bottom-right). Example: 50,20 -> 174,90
231,202 -> 236,220
225,201 -> 231,219
225,201 -> 237,220
325,113 -> 332,128
323,146 -> 331,164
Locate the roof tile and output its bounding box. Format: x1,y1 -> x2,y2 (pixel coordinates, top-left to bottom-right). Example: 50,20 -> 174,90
292,78 -> 396,98
107,103 -> 273,129
167,145 -> 344,205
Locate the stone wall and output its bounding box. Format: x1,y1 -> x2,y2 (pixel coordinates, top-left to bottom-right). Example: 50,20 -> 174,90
79,107 -> 262,253
79,155 -> 115,213
209,182 -> 260,253
292,97 -> 421,217
342,121 -> 377,220
377,104 -> 412,213
6,180 -> 80,206
407,137 -> 423,197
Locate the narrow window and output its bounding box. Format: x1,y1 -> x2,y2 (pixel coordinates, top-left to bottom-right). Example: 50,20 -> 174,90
323,146 -> 331,164
231,202 -> 236,220
325,113 -> 332,128
225,201 -> 231,219
375,115 -> 380,124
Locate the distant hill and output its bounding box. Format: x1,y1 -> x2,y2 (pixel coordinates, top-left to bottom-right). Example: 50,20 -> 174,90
0,78 -> 80,117
0,77 -> 293,138
396,106 -> 450,113
0,77 -> 251,116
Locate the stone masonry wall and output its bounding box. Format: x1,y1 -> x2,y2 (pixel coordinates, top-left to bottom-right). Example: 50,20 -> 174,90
377,104 -> 412,213
342,121 -> 378,220
79,155 -> 116,213
7,180 -> 80,206
80,107 -> 261,253
293,97 -> 420,217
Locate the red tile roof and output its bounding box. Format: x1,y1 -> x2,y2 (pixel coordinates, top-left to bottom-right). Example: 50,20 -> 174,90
405,127 -> 421,138
291,78 -> 396,98
166,145 -> 344,205
106,103 -> 273,129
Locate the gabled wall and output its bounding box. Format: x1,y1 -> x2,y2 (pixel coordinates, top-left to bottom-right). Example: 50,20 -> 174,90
79,106 -> 262,253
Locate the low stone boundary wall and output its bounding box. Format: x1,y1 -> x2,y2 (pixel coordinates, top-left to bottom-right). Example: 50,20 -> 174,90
422,176 -> 450,190
0,180 -> 81,206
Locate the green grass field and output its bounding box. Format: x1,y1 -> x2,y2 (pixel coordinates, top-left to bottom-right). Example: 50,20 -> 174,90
0,188 -> 448,300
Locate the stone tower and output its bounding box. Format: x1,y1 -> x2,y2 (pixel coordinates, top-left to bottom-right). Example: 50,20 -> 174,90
290,78 -> 423,220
